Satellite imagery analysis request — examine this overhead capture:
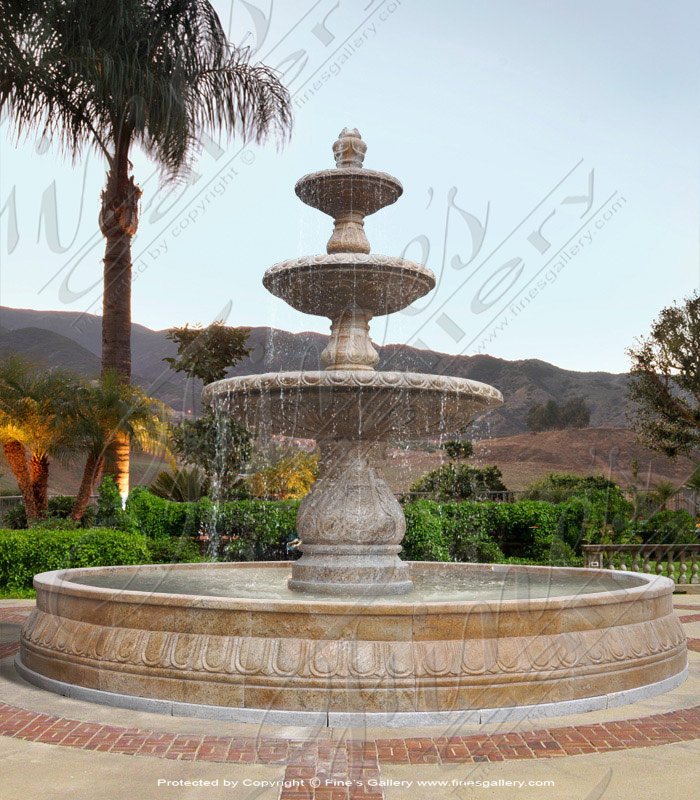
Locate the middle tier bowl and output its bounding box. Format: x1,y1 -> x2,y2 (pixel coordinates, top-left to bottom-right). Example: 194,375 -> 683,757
203,370 -> 503,440
263,254 -> 435,317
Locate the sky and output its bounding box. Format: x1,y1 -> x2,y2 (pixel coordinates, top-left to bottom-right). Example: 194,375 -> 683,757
1,0 -> 699,373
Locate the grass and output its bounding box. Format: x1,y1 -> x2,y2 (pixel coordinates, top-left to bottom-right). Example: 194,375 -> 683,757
0,587 -> 36,600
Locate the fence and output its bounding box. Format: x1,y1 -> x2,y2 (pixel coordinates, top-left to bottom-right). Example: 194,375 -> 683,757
582,544 -> 700,591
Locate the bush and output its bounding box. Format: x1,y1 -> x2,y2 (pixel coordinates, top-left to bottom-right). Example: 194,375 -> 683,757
2,495 -> 96,530
402,501 -> 451,561
127,490 -> 300,561
96,476 -> 137,533
0,529 -> 150,590
410,463 -> 507,501
632,510 -> 698,545
127,486 -> 197,539
146,537 -> 205,564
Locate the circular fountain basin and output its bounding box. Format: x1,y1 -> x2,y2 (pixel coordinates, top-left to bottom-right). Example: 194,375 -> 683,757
18,562 -> 687,727
263,254 -> 435,317
203,371 -> 503,439
295,168 -> 402,217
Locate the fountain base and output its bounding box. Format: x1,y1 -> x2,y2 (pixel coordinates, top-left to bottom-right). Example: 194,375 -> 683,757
19,562 -> 687,724
289,544 -> 412,595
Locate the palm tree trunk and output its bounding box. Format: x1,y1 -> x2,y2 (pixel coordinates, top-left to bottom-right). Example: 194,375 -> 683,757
29,454 -> 49,515
99,144 -> 141,502
2,439 -> 38,519
71,453 -> 104,522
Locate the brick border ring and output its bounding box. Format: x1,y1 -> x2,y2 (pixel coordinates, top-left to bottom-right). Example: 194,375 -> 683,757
13,653 -> 689,728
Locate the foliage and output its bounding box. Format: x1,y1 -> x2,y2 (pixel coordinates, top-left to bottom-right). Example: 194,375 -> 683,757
627,291 -> 700,458
164,322 -> 252,385
3,495 -> 96,530
410,463 -> 507,501
0,0 -> 293,177
146,537 -> 205,564
0,355 -> 82,516
67,370 -> 170,520
247,452 -> 319,499
524,472 -> 621,502
126,486 -> 199,540
96,475 -> 137,533
402,502 -> 452,561
441,440 -> 474,460
0,529 -> 149,590
526,397 -> 591,432
632,510 -> 698,545
149,468 -> 208,502
169,413 -> 252,501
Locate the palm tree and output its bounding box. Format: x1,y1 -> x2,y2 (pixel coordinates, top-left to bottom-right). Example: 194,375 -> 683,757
149,466 -> 207,502
68,370 -> 171,521
0,356 -> 79,518
652,479 -> 676,510
0,0 -> 292,495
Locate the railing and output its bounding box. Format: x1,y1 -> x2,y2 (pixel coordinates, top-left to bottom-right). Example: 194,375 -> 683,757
582,544 -> 700,587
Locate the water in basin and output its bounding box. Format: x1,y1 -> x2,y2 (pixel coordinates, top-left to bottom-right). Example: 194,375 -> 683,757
68,565 -> 647,603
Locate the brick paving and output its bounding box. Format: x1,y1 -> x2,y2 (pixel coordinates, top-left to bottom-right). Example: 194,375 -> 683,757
1,605 -> 699,799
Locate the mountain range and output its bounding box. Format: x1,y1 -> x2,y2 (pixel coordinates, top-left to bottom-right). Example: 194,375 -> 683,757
0,305 -> 632,437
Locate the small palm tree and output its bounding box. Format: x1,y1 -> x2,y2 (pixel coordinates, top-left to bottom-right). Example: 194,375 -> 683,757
0,0 -> 292,495
149,467 -> 207,502
0,356 -> 79,518
68,371 -> 171,521
652,479 -> 676,510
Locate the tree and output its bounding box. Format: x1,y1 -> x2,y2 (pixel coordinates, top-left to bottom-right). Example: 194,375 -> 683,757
410,463 -> 507,502
0,0 -> 292,495
68,370 -> 170,521
560,397 -> 591,428
0,356 -> 79,518
441,440 -> 473,460
627,292 -> 700,458
164,322 -> 252,385
164,321 -> 253,499
149,467 -> 208,502
248,452 -> 319,500
525,397 -> 590,432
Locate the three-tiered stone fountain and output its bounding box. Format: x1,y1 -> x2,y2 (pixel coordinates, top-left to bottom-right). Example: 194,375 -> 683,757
17,130 -> 687,726
206,127 -> 503,596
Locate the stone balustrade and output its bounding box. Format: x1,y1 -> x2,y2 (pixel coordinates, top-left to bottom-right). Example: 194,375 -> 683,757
582,544 -> 700,591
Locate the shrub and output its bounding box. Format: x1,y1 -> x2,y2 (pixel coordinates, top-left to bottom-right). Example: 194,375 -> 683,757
402,501 -> 451,561
2,495 -> 96,530
523,472 -> 620,503
410,464 -> 507,501
441,440 -> 473,460
126,486 -> 196,539
0,529 -> 150,590
213,500 -> 300,561
95,475 -> 137,532
632,510 -> 698,545
146,537 -> 205,564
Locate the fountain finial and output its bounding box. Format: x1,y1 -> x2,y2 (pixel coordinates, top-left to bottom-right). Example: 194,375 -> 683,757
332,127 -> 366,169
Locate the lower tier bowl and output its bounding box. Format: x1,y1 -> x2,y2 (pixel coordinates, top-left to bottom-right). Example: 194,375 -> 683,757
18,562 -> 687,725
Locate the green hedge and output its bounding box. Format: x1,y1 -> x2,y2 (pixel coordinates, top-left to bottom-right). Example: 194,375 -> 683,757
127,488 -> 300,561
0,529 -> 150,590
401,500 -> 560,562
126,491 -> 569,564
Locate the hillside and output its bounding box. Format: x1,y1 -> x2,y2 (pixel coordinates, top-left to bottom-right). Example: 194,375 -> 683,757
0,306 -> 632,436
382,427 -> 696,492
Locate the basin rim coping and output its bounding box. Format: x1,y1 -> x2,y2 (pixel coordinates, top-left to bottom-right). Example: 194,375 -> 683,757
203,370 -> 505,405
32,561 -> 674,617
